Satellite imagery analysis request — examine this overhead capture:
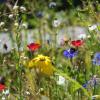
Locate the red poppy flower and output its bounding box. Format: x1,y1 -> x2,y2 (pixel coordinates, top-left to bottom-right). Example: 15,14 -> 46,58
0,84 -> 5,91
27,43 -> 40,51
71,40 -> 84,47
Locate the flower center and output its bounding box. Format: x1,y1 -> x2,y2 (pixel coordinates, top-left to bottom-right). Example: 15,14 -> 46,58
39,58 -> 46,61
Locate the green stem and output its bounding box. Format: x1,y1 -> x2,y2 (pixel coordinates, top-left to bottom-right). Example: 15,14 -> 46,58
54,68 -> 91,100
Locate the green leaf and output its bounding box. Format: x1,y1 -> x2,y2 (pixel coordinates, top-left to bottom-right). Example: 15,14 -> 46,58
54,68 -> 91,99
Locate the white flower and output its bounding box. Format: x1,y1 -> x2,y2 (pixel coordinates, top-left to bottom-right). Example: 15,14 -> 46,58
0,22 -> 5,27
22,23 -> 28,29
52,19 -> 61,27
9,64 -> 15,67
4,28 -> 8,32
57,76 -> 65,85
88,24 -> 97,31
3,89 -> 9,95
49,2 -> 56,8
13,5 -> 19,10
39,88 -> 44,92
8,14 -> 13,19
25,91 -> 30,95
20,6 -> 26,12
14,22 -> 19,27
2,97 -> 5,100
87,35 -> 91,39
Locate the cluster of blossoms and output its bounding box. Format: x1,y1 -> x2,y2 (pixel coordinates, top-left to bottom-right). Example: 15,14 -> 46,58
63,39 -> 100,67
26,42 -> 54,75
0,0 -> 100,99
63,40 -> 84,59
62,38 -> 100,91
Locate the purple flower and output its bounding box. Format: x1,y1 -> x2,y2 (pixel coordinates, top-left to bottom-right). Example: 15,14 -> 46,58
63,48 -> 78,59
92,52 -> 100,66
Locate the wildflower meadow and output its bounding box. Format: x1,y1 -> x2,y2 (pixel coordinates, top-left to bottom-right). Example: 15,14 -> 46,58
0,0 -> 100,100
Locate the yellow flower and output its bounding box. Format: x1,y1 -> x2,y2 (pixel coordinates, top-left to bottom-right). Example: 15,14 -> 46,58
28,55 -> 54,75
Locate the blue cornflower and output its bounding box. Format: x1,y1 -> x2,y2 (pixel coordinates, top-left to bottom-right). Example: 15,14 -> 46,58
35,11 -> 43,18
92,52 -> 100,66
82,83 -> 87,88
63,48 -> 78,59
